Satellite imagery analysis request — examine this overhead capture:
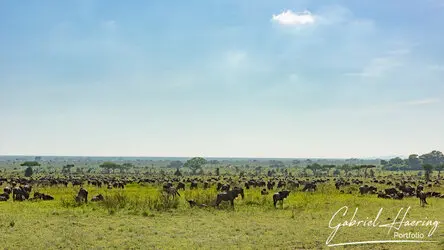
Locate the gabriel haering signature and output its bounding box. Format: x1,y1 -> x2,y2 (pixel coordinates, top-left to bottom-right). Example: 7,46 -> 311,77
326,206 -> 440,247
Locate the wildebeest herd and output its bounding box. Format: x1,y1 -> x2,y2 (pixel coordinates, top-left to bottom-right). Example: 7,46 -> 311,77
0,174 -> 442,208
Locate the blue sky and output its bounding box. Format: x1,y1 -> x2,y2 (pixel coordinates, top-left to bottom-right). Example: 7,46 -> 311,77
1,0 -> 444,158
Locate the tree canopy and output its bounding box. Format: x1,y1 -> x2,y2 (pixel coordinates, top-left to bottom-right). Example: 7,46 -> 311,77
20,161 -> 40,167
184,157 -> 207,175
167,161 -> 183,169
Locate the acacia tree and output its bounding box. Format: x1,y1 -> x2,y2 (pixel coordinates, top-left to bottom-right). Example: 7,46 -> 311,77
423,164 -> 434,182
174,168 -> 182,176
362,165 -> 376,178
184,157 -> 207,175
62,164 -> 75,174
322,165 -> 336,176
21,161 -> 40,177
435,164 -> 444,179
339,164 -> 352,177
21,161 -> 40,167
121,163 -> 134,173
306,163 -> 322,176
420,150 -> 444,166
99,162 -> 120,174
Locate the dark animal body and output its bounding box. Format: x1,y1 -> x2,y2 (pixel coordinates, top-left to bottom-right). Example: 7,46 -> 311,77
76,188 -> 88,203
273,190 -> 290,208
215,187 -> 244,207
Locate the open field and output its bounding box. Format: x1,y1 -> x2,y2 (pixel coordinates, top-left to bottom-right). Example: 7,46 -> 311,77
1,180 -> 443,249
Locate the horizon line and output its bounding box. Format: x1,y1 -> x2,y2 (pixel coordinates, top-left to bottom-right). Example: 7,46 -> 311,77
0,154 -> 398,160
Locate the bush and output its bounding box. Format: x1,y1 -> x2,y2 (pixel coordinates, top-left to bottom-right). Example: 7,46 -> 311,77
100,192 -> 128,213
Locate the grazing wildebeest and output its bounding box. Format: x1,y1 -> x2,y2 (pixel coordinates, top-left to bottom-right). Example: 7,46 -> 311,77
164,187 -> 180,197
273,190 -> 290,208
76,188 -> 88,203
0,193 -> 9,201
215,187 -> 244,207
39,193 -> 54,200
418,191 -> 428,207
377,191 -> 391,199
277,180 -> 286,189
416,185 -> 424,196
190,181 -> 198,189
12,186 -> 29,201
3,187 -> 12,195
176,182 -> 185,190
91,194 -> 104,202
384,188 -> 398,196
359,185 -> 377,195
23,184 -> 32,193
302,182 -> 317,192
261,189 -> 269,195
188,199 -> 198,207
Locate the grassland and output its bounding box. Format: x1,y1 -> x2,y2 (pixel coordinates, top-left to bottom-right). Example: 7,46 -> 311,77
0,182 -> 443,249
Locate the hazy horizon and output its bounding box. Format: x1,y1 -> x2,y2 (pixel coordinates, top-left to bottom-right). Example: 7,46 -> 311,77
0,153 -> 419,160
1,1 -> 443,158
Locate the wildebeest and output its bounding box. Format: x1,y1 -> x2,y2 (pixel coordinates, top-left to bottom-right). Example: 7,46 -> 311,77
418,191 -> 428,206
176,182 -> 185,190
302,182 -> 317,192
164,187 -> 180,197
261,189 -> 269,195
359,185 -> 377,195
33,192 -> 54,200
187,199 -> 207,208
215,187 -> 244,207
3,187 -> 12,195
0,192 -> 9,201
91,194 -> 104,202
12,186 -> 29,201
76,188 -> 88,203
190,181 -> 198,189
188,199 -> 198,207
273,190 -> 290,208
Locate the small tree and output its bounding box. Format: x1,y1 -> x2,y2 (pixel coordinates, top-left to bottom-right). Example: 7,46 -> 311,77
333,169 -> 340,176
216,167 -> 220,176
306,163 -> 321,176
174,168 -> 182,176
167,161 -> 183,169
62,164 -> 75,174
435,164 -> 443,179
24,166 -> 33,177
369,168 -> 375,178
99,162 -> 120,174
423,164 -> 434,182
184,157 -> 207,175
339,164 -> 352,177
363,165 -> 376,178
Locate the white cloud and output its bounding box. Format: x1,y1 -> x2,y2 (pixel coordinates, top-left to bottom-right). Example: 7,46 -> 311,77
344,49 -> 409,77
404,98 -> 441,106
271,10 -> 315,26
344,57 -> 402,77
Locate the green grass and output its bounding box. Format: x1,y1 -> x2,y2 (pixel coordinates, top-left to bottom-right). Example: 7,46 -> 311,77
0,182 -> 443,249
